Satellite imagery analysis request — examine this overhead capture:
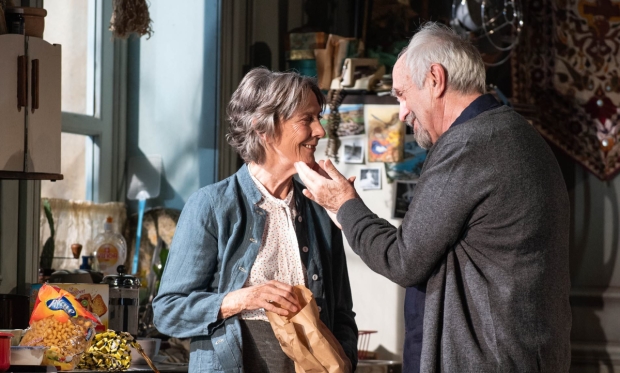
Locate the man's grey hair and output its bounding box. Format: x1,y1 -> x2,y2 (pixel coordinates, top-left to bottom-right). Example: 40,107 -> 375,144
401,22 -> 486,95
226,67 -> 325,164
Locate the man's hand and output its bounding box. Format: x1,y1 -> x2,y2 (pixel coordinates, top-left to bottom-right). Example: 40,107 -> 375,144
295,159 -> 358,227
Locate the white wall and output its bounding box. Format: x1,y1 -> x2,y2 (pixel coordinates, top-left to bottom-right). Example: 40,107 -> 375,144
315,138 -> 406,359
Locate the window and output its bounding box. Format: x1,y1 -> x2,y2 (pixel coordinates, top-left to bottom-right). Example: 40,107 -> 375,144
40,133 -> 90,201
0,0 -> 125,294
40,0 -> 123,203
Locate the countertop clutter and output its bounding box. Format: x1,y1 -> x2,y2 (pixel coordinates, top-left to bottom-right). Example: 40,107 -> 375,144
5,362 -> 188,372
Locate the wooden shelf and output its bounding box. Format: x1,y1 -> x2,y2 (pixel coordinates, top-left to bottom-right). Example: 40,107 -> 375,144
0,171 -> 63,181
324,90 -> 398,105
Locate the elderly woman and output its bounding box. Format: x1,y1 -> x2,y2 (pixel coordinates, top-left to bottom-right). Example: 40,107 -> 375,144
153,68 -> 358,373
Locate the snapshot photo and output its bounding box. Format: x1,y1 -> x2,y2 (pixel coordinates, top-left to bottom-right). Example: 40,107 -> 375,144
342,136 -> 365,164
384,134 -> 428,183
359,168 -> 382,190
393,180 -> 418,219
320,104 -> 365,138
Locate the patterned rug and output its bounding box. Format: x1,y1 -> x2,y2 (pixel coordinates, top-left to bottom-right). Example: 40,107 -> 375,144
512,0 -> 620,180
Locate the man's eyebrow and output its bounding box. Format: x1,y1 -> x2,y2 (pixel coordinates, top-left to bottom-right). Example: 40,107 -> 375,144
391,88 -> 400,97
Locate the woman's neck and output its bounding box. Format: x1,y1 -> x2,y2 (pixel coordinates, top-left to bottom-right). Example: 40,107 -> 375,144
248,162 -> 294,200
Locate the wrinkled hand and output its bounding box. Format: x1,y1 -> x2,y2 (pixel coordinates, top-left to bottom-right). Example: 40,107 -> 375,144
295,160 -> 358,228
219,280 -> 301,319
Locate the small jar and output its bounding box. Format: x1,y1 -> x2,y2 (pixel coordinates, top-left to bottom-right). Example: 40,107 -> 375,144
38,268 -> 55,284
7,11 -> 24,35
0,332 -> 12,372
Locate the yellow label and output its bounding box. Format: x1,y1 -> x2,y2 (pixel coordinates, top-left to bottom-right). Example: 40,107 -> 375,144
96,244 -> 119,268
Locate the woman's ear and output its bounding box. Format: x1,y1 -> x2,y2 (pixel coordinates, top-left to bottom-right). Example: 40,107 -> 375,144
256,130 -> 270,145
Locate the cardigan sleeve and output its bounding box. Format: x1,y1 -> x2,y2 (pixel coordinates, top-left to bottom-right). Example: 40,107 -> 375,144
152,189 -> 226,337
338,139 -> 495,288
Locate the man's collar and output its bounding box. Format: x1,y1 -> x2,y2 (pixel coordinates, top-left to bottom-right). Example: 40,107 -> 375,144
450,93 -> 502,128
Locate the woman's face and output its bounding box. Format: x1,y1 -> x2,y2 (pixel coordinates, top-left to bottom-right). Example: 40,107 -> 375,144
266,93 -> 325,172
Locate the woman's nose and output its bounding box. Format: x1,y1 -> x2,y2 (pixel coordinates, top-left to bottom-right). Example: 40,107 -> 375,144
312,118 -> 326,139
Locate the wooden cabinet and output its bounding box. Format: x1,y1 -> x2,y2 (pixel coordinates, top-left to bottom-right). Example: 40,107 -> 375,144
0,34 -> 26,172
0,34 -> 62,179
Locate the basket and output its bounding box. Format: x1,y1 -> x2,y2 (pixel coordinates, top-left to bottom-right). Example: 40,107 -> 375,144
357,330 -> 377,360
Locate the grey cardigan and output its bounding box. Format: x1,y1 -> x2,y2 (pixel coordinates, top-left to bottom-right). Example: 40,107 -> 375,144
338,106 -> 571,372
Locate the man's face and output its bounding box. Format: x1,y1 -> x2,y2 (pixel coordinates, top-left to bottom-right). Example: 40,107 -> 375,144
392,59 -> 434,149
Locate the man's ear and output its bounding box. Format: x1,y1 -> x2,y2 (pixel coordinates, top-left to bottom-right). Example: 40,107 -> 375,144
429,63 -> 447,98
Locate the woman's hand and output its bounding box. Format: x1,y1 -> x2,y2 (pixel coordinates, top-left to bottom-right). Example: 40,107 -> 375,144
219,280 -> 301,319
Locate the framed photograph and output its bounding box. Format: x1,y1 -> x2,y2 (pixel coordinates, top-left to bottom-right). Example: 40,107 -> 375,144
365,105 -> 405,163
393,180 -> 418,219
359,168 -> 382,190
384,134 -> 428,183
320,104 -> 365,138
342,136 -> 365,164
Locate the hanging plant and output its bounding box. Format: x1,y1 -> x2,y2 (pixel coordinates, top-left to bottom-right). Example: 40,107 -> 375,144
109,0 -> 153,39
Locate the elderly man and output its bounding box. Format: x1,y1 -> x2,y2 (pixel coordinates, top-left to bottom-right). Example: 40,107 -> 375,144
295,22 -> 571,373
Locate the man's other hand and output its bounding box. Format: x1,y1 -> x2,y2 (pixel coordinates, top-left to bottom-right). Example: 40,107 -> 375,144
295,160 -> 358,228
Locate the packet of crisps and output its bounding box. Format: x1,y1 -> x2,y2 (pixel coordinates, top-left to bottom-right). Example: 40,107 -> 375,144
19,283 -> 101,371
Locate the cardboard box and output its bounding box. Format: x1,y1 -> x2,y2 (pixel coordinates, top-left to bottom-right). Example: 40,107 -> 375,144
47,283 -> 109,332
29,283 -> 42,314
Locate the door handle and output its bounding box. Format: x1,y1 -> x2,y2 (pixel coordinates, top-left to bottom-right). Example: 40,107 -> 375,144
17,55 -> 28,111
31,59 -> 39,113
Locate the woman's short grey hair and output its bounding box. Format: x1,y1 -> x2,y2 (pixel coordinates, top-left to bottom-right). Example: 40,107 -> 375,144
402,22 -> 486,95
226,68 -> 325,164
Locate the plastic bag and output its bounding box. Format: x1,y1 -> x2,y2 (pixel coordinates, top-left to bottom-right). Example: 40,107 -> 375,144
19,283 -> 100,371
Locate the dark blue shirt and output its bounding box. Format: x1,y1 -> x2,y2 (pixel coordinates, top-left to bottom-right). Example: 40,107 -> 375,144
403,94 -> 502,373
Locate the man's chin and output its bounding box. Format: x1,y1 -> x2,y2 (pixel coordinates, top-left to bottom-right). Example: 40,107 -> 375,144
414,130 -> 433,150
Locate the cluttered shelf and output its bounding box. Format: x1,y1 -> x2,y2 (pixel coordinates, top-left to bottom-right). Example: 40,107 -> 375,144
0,171 -> 63,181
338,91 -> 397,105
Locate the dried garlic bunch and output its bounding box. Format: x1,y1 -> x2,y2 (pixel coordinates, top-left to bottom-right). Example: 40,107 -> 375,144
109,0 -> 153,39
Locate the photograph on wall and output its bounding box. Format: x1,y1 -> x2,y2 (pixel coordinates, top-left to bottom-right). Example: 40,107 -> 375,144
365,105 -> 404,163
342,136 -> 365,164
384,134 -> 428,183
359,168 -> 382,190
393,180 -> 418,219
320,104 -> 365,138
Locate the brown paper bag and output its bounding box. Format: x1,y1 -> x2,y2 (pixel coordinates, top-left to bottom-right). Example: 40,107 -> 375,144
266,285 -> 352,373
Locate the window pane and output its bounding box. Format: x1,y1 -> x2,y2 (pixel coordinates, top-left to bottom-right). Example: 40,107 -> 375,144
41,133 -> 89,201
44,0 -> 94,115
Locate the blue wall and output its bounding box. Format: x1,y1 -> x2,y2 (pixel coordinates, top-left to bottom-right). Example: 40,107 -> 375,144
127,0 -> 220,212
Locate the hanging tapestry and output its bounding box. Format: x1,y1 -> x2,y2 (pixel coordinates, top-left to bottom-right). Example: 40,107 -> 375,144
512,0 -> 620,180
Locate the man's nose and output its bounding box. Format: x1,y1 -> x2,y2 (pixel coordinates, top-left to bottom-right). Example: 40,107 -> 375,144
399,101 -> 409,122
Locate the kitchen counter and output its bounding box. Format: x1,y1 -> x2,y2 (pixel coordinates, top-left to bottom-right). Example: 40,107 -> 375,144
68,362 -> 189,372
7,362 -> 188,373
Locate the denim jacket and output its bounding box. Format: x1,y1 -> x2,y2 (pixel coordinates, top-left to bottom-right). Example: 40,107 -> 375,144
153,164 -> 358,373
